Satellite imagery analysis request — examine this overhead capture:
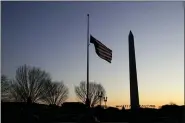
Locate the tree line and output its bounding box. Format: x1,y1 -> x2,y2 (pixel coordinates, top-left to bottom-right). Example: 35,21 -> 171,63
1,64 -> 106,107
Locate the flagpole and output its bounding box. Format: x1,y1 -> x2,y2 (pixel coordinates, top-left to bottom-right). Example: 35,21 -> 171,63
86,14 -> 90,108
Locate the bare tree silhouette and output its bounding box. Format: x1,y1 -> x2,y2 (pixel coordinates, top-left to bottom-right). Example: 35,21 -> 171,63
75,81 -> 106,107
41,81 -> 69,106
1,75 -> 11,101
9,65 -> 51,103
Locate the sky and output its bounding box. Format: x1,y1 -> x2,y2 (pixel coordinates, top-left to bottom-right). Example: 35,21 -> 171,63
1,1 -> 184,107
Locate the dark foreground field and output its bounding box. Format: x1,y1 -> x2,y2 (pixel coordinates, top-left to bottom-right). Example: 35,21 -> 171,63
1,102 -> 184,123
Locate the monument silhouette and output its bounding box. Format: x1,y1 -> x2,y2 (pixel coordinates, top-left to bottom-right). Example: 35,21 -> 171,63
128,31 -> 140,110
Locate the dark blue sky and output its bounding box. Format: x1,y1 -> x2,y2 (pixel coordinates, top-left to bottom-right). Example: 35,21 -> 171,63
2,2 -> 184,106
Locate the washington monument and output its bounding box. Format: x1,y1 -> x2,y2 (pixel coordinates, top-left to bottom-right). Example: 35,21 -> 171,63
128,30 -> 140,110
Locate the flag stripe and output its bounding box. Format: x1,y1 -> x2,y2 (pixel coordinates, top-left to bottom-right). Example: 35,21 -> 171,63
95,43 -> 112,55
95,45 -> 112,57
94,40 -> 112,53
90,35 -> 112,63
90,36 -> 112,53
95,48 -> 112,59
96,51 -> 111,63
96,51 -> 112,62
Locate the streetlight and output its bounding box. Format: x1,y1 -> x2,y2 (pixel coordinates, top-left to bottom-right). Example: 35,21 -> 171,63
98,91 -> 103,106
104,97 -> 107,108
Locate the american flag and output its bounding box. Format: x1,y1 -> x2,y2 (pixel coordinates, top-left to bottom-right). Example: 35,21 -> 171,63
90,35 -> 112,63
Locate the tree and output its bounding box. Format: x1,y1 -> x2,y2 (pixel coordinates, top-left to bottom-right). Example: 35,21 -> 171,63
75,81 -> 106,107
10,64 -> 51,103
1,75 -> 11,101
41,81 -> 69,106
